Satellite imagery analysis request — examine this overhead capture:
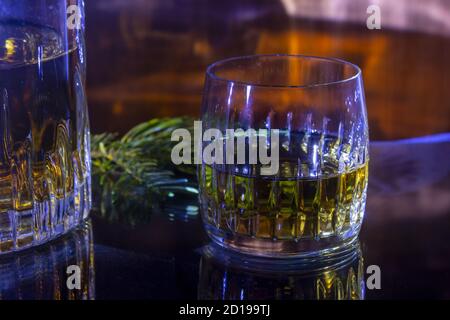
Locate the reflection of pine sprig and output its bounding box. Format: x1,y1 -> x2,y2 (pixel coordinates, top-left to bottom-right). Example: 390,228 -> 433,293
91,117 -> 198,225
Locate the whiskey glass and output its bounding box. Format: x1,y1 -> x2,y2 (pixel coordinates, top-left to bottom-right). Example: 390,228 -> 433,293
0,0 -> 91,254
199,54 -> 369,257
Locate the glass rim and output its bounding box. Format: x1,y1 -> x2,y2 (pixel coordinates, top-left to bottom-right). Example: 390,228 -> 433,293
206,54 -> 362,89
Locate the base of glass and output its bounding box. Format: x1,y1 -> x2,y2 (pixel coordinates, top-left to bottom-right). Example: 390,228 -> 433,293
204,223 -> 360,259
0,181 -> 91,255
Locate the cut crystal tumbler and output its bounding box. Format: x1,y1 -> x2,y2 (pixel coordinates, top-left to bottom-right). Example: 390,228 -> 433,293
0,0 -> 91,253
198,54 -> 369,257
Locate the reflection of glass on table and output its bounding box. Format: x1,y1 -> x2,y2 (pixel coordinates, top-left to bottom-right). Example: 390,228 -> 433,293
0,221 -> 94,300
198,242 -> 364,300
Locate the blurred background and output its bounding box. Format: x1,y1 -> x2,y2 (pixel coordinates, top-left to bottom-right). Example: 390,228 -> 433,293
85,0 -> 450,140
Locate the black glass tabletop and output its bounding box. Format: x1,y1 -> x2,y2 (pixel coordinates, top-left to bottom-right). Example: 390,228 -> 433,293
0,134 -> 449,300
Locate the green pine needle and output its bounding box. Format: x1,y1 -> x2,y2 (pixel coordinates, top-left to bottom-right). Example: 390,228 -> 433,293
91,117 -> 197,225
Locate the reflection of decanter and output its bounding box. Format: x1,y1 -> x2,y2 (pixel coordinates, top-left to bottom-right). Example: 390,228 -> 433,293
198,242 -> 364,300
0,221 -> 95,300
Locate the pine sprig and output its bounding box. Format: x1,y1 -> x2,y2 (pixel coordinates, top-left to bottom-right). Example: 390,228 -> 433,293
91,117 -> 198,225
